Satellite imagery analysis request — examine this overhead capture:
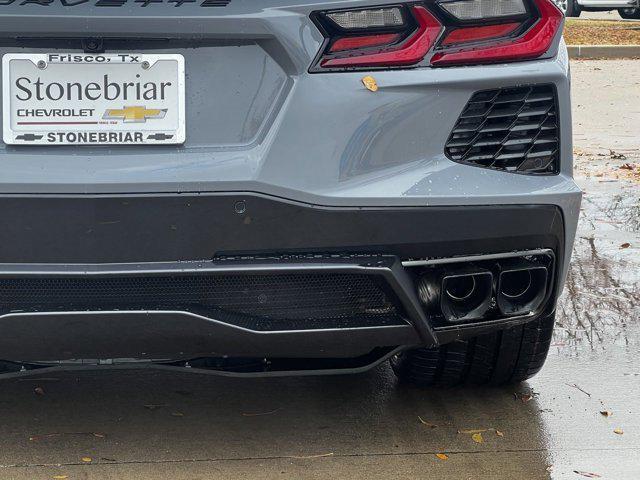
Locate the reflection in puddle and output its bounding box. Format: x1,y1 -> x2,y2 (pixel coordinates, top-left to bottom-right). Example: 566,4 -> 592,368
555,178 -> 640,349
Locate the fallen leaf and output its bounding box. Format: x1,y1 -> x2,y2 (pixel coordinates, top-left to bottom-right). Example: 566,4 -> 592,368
361,75 -> 378,92
573,471 -> 601,478
620,243 -> 631,249
418,416 -> 438,428
614,428 -> 624,435
519,393 -> 534,403
471,432 -> 484,444
435,453 -> 448,460
600,410 -> 613,417
171,412 -> 184,417
81,457 -> 92,463
457,429 -> 488,434
52,476 -> 68,480
495,430 -> 504,437
34,387 -> 45,396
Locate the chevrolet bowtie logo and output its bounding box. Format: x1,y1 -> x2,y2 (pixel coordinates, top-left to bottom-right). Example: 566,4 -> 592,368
103,106 -> 167,123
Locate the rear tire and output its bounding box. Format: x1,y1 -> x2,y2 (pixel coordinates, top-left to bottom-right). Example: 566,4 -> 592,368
391,313 -> 555,386
618,7 -> 640,18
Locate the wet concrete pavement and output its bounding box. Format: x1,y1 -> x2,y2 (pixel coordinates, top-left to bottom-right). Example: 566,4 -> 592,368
0,61 -> 638,480
571,60 -> 640,156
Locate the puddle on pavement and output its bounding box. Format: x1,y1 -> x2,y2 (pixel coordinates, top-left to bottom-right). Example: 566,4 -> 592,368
555,175 -> 640,350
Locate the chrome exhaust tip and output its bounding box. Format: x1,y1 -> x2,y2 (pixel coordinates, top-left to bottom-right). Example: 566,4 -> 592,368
442,272 -> 493,322
497,266 -> 548,316
409,250 -> 555,328
417,269 -> 493,323
444,274 -> 477,301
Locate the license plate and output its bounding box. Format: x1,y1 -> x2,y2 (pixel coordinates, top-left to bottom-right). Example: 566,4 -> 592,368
2,53 -> 185,145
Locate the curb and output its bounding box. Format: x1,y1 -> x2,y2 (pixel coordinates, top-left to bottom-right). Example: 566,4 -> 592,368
568,44 -> 640,59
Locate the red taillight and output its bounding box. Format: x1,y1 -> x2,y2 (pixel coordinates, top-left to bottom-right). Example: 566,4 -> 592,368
310,0 -> 563,71
432,0 -> 563,66
329,33 -> 402,53
440,22 -> 522,46
320,6 -> 442,68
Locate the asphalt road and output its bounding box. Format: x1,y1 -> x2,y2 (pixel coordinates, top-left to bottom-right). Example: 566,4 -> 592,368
0,61 -> 638,480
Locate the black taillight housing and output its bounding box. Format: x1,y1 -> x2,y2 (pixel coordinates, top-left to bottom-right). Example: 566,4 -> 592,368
310,0 -> 563,72
310,4 -> 441,71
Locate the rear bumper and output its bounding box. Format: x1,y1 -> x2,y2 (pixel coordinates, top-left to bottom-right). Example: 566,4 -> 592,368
1,193 -> 565,264
0,193 -> 566,368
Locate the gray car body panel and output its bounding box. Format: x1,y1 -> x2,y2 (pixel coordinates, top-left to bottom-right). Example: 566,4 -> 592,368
0,1 -> 580,284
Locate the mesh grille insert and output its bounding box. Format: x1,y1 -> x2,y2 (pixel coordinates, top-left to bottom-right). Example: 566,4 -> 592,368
445,85 -> 559,174
0,273 -> 407,331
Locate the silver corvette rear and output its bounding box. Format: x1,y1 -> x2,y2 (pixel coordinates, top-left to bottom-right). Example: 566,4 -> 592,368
0,0 -> 581,385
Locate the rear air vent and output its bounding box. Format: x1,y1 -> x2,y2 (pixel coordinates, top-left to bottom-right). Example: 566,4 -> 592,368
445,85 -> 559,175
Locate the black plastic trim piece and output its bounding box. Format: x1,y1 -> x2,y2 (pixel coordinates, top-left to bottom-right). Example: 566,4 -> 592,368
0,346 -> 407,380
0,310 -> 421,363
0,251 -> 563,373
0,193 -> 565,264
0,257 -> 435,361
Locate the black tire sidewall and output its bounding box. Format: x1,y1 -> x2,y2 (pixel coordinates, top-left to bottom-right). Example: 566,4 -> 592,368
390,312 -> 556,387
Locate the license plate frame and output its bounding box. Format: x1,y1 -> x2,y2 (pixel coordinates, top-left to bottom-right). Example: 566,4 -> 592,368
2,53 -> 186,146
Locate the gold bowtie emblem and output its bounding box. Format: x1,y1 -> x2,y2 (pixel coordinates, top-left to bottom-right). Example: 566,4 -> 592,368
103,106 -> 167,123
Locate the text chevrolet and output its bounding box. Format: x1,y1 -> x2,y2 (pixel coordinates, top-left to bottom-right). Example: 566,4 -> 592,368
0,0 -> 581,386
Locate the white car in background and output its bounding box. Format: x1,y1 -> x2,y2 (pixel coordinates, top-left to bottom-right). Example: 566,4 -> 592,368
557,0 -> 640,18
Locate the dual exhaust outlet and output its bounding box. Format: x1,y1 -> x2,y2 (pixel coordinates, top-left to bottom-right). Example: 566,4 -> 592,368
417,260 -> 549,324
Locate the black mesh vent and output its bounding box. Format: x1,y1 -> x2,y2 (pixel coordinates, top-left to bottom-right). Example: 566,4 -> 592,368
0,273 -> 407,331
445,85 -> 559,174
